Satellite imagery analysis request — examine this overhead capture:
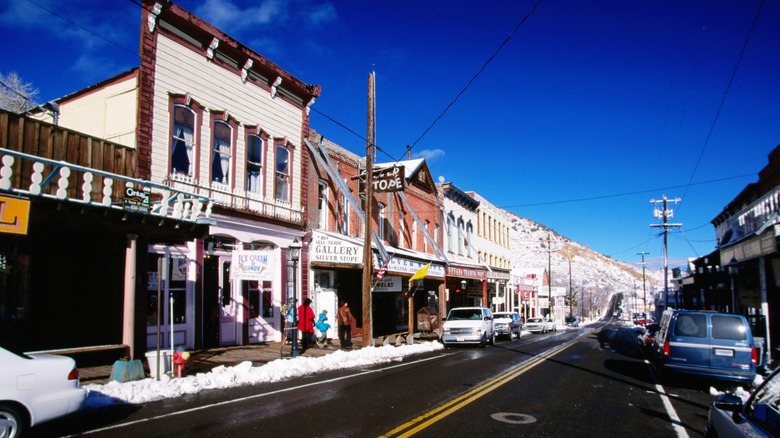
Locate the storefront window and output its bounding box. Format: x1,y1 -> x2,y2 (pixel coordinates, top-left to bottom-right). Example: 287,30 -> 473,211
147,254 -> 187,325
0,243 -> 30,320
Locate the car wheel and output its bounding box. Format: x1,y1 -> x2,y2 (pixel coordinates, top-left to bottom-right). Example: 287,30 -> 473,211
489,332 -> 496,346
0,403 -> 27,438
479,333 -> 487,348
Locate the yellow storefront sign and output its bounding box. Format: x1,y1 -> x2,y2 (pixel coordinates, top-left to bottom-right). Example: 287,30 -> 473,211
0,195 -> 30,235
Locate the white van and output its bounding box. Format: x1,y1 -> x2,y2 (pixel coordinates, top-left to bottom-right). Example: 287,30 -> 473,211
441,307 -> 495,347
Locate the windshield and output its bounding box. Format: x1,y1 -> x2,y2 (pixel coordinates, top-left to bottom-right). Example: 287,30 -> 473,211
527,318 -> 542,323
447,309 -> 483,321
494,313 -> 512,319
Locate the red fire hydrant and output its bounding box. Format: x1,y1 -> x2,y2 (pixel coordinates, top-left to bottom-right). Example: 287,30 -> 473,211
172,350 -> 190,377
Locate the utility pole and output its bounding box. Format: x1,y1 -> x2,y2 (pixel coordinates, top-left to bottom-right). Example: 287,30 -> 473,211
568,257 -> 573,317
650,195 -> 681,312
547,231 -> 552,317
361,71 -> 375,347
636,251 -> 650,320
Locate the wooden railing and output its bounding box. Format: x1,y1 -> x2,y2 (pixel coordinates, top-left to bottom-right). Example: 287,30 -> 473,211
0,110 -> 213,223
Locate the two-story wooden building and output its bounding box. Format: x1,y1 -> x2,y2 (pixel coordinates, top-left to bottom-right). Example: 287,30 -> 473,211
37,0 -> 321,351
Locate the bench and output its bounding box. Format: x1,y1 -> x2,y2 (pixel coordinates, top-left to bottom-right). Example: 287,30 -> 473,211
26,344 -> 130,367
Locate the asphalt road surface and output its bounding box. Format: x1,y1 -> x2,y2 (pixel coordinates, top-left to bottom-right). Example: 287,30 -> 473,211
35,320 -> 726,437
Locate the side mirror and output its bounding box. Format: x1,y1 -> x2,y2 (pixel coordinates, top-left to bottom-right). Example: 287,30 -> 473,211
714,394 -> 744,414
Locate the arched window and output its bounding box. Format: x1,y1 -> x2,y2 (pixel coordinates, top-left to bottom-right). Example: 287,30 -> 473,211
466,221 -> 473,257
274,144 -> 290,201
447,212 -> 455,253
378,203 -> 386,241
318,181 -> 329,230
246,133 -> 263,193
457,217 -> 465,255
211,120 -> 232,184
171,104 -> 196,176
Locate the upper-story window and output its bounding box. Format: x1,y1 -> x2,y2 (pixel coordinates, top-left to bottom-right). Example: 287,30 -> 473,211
274,144 -> 290,202
398,211 -> 405,247
457,217 -> 465,255
466,221 -> 473,257
318,181 -> 329,230
447,212 -> 455,253
378,203 -> 386,241
171,104 -> 196,176
212,120 -> 232,184
339,187 -> 350,236
246,134 -> 263,193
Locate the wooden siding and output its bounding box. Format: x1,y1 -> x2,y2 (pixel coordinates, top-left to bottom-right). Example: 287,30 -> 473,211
150,34 -> 305,212
0,110 -> 134,202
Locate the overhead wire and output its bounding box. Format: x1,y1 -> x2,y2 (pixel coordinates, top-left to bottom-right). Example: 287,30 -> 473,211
398,0 -> 544,162
24,0 -> 139,58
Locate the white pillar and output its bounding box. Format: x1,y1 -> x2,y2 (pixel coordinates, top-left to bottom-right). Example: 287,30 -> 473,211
122,234 -> 138,359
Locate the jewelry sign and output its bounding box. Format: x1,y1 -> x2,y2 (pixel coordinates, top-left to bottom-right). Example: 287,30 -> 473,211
0,195 -> 30,235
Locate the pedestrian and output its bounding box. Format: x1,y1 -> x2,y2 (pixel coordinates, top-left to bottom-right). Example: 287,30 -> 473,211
315,309 -> 331,348
282,304 -> 295,344
297,298 -> 316,353
337,301 -> 354,348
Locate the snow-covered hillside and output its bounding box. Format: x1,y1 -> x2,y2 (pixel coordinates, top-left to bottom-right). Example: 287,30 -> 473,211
508,213 -> 665,312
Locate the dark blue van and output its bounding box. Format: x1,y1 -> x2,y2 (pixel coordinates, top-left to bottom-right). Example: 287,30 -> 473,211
652,310 -> 757,383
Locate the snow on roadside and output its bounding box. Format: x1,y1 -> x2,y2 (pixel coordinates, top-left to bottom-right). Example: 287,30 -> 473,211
83,341 -> 444,409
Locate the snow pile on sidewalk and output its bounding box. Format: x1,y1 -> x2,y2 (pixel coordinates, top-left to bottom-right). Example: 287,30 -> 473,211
83,341 -> 443,409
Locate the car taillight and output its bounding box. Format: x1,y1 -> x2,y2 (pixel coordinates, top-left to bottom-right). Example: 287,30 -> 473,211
751,348 -> 758,365
646,335 -> 654,345
68,368 -> 80,381
663,340 -> 670,357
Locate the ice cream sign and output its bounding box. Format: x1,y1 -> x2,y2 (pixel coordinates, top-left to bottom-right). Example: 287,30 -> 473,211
231,250 -> 273,280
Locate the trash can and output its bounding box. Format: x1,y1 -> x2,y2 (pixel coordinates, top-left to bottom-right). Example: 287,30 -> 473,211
145,350 -> 171,379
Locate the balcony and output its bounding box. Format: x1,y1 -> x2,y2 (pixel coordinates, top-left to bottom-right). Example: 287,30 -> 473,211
716,184 -> 780,247
0,111 -> 212,224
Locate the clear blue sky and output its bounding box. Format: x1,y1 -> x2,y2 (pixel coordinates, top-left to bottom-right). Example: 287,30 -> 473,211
2,0 -> 778,269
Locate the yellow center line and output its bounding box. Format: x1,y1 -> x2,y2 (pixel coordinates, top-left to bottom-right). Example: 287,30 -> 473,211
380,334 -> 585,438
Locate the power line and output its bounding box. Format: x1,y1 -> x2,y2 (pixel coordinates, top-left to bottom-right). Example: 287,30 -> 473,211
501,173 -> 754,208
25,0 -> 139,58
677,0 -> 765,214
399,0 -> 544,161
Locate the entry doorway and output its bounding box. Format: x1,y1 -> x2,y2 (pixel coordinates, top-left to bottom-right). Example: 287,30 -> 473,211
203,255 -> 242,347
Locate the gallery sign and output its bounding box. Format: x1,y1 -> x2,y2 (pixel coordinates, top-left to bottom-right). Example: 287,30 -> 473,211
0,195 -> 30,235
311,232 -> 362,265
231,250 -> 274,281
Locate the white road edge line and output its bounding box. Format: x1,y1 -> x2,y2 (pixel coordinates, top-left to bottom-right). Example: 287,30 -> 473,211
70,353 -> 454,436
645,360 -> 689,438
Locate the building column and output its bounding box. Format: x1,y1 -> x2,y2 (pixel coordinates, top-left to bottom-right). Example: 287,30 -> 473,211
123,234 -> 138,359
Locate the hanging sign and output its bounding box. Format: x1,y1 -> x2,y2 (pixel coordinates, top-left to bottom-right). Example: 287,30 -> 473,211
123,186 -> 150,213
0,195 -> 30,235
357,165 -> 406,194
231,250 -> 274,280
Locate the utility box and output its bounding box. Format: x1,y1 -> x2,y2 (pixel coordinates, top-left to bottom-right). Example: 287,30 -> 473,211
416,307 -> 439,332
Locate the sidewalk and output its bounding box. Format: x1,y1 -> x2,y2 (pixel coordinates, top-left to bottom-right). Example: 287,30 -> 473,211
79,337 -> 363,386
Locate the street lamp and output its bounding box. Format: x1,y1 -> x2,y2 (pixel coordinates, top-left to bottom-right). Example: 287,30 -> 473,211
727,257 -> 739,314
289,238 -> 302,357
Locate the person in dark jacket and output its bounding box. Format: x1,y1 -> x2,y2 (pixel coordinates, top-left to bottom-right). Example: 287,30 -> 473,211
337,301 -> 354,348
297,298 -> 316,353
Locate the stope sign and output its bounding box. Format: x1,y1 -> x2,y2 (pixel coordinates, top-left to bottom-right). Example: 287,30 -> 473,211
371,166 -> 405,193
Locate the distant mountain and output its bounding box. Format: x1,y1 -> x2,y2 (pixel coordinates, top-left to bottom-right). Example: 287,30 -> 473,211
507,213 -> 665,313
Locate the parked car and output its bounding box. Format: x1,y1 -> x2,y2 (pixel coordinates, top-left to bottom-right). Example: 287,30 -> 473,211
525,317 -> 552,333
705,365 -> 780,437
636,323 -> 659,357
493,312 -> 522,340
565,316 -> 580,327
544,317 -> 557,332
441,307 -> 495,347
651,310 -> 757,383
0,346 -> 87,436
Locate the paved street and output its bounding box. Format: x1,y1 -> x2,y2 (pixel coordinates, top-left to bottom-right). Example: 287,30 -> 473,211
30,320 -> 729,437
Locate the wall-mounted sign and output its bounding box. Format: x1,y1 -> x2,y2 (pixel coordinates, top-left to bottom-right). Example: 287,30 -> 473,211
446,266 -> 487,280
0,195 -> 30,235
311,232 -> 362,265
374,275 -> 402,292
372,254 -> 445,278
231,250 -> 274,281
123,187 -> 150,213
